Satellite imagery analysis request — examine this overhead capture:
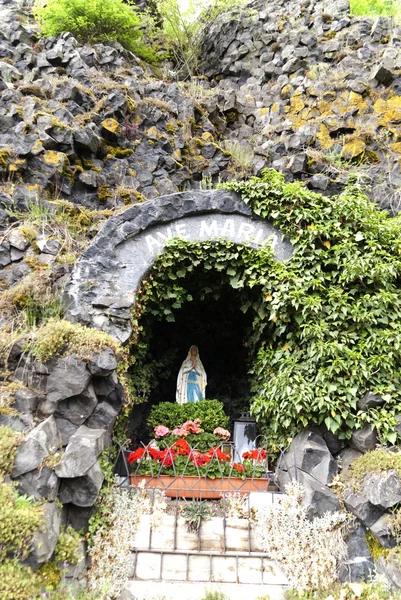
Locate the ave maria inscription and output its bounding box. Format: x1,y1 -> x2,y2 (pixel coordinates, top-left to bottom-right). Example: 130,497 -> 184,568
118,213 -> 293,295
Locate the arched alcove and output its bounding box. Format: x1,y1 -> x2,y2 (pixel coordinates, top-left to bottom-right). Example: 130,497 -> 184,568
65,190 -> 293,343
128,276 -> 258,445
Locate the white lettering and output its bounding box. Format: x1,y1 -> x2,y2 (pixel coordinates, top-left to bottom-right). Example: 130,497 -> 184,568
237,222 -> 255,240
221,219 -> 235,238
157,226 -> 173,241
145,234 -> 162,252
175,222 -> 187,237
253,227 -> 265,244
267,233 -> 278,248
200,219 -> 218,238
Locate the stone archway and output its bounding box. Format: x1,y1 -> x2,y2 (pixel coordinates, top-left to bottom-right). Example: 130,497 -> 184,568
66,190 -> 293,342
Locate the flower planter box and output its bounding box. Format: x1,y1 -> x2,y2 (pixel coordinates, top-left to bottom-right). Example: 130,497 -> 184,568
130,474 -> 271,499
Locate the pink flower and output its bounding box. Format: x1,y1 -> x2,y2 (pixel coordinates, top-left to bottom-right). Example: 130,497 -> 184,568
213,427 -> 231,440
154,425 -> 170,438
172,427 -> 187,437
181,420 -> 203,434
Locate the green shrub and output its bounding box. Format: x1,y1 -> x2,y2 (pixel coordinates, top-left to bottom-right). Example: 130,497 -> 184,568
28,318 -> 121,363
36,562 -> 62,590
0,426 -> 21,476
350,0 -> 401,18
0,559 -> 40,600
0,481 -> 44,561
54,526 -> 81,565
222,170 -> 401,451
341,448 -> 401,488
148,399 -> 229,433
33,0 -> 156,62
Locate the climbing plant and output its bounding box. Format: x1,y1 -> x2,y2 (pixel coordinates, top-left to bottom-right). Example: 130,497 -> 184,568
124,169 -> 401,453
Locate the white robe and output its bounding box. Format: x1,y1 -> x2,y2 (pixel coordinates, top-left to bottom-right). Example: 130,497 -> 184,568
176,353 -> 207,404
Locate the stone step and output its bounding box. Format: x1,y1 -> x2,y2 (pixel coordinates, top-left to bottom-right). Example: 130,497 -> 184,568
121,580 -> 287,600
131,549 -> 288,586
133,514 -> 264,552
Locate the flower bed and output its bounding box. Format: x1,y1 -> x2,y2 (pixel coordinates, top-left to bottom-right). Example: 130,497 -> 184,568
129,474 -> 271,499
128,418 -> 269,490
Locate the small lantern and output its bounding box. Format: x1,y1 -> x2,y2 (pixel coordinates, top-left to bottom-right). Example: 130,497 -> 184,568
233,412 -> 257,463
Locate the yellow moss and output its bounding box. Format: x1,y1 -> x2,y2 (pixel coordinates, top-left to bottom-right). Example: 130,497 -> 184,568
101,118 -> 121,136
97,184 -> 112,204
126,95 -> 136,113
271,103 -> 279,113
166,121 -> 177,134
0,149 -> 11,169
290,95 -> 305,113
173,149 -> 182,161
317,124 -> 334,149
391,142 -> 401,153
341,138 -> 366,159
18,225 -> 36,242
201,132 -> 214,143
258,107 -> 269,116
104,144 -> 134,160
280,84 -> 292,99
82,158 -> 102,172
43,151 -> 68,167
146,126 -> 159,139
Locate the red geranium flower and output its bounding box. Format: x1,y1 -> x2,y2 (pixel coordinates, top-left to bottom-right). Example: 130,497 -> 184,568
233,463 -> 245,472
127,448 -> 145,464
148,447 -> 161,460
159,448 -> 174,467
242,449 -> 268,461
191,452 -> 212,467
172,438 -> 191,456
208,447 -> 230,461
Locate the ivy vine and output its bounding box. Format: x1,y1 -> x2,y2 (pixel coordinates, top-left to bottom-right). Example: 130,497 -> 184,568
122,169 -> 401,453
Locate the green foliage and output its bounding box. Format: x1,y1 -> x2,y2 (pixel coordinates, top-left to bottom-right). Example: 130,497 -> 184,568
157,0 -> 245,75
148,400 -> 229,433
341,448 -> 401,487
182,499 -> 212,532
222,170 -> 401,451
366,530 -> 389,560
0,426 -> 21,475
222,139 -> 254,174
36,561 -> 62,590
0,480 -> 44,561
350,0 -> 401,19
34,0 -> 157,62
54,525 -> 81,565
28,318 -> 121,363
87,451 -> 116,546
0,559 -> 40,600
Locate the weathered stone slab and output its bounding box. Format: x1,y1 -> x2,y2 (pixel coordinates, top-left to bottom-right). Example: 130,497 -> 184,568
46,354 -> 91,403
15,466 -> 60,501
55,384 -> 98,426
350,425 -> 378,453
55,425 -> 108,478
343,490 -> 384,527
361,471 -> 401,509
12,416 -> 59,477
276,429 -> 338,486
58,460 -> 104,506
25,502 -> 61,567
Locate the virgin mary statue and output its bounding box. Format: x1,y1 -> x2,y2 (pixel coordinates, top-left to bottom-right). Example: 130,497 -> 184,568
176,345 -> 207,404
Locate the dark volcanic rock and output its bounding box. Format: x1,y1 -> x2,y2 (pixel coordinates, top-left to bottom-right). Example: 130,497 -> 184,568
58,461 -> 104,507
